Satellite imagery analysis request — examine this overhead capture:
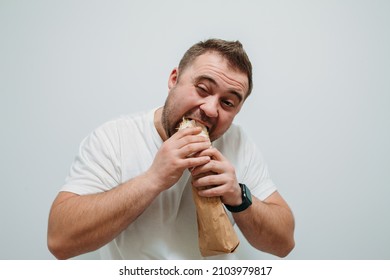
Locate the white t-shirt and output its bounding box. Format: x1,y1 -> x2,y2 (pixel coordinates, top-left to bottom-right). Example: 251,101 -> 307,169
61,109 -> 277,259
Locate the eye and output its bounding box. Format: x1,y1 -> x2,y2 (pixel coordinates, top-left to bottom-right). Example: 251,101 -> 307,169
222,99 -> 235,108
196,84 -> 209,95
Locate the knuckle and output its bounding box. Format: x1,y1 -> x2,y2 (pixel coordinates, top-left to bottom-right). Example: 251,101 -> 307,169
171,158 -> 182,168
184,145 -> 195,156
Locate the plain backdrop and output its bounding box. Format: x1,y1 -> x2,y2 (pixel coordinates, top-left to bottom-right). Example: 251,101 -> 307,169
1,0 -> 389,260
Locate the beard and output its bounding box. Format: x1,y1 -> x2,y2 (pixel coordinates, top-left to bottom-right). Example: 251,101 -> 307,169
162,103 -> 218,140
161,100 -> 175,138
161,87 -> 181,138
161,86 -> 226,141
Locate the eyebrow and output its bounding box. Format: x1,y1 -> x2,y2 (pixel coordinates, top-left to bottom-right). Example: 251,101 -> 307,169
195,75 -> 244,103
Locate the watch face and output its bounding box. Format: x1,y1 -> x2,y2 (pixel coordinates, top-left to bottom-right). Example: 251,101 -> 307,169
241,183 -> 252,203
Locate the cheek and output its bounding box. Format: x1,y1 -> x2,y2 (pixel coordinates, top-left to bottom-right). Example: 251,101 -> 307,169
177,92 -> 201,114
219,113 -> 235,127
171,85 -> 197,104
210,115 -> 234,140
164,88 -> 198,134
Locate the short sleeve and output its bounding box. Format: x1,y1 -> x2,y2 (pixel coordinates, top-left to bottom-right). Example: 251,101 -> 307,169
239,133 -> 277,201
60,121 -> 122,195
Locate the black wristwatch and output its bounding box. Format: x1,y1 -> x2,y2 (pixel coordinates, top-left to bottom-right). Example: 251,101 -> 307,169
225,183 -> 252,213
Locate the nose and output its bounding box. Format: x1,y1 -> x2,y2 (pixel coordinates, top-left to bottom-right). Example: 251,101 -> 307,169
199,96 -> 219,118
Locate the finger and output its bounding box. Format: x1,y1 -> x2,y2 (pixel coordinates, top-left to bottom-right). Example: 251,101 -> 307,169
198,147 -> 224,161
192,173 -> 225,188
168,127 -> 203,145
176,135 -> 211,150
197,185 -> 225,197
178,141 -> 212,158
191,160 -> 223,177
173,126 -> 203,139
183,156 -> 211,170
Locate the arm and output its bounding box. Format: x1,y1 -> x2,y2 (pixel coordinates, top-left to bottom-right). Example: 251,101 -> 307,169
48,172 -> 160,260
48,126 -> 211,259
232,191 -> 295,257
191,147 -> 295,257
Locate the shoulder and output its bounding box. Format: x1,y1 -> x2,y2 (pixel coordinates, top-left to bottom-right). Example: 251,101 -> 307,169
93,109 -> 153,137
76,110 -> 153,155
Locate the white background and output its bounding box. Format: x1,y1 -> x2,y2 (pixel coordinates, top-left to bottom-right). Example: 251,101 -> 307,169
1,0 -> 389,259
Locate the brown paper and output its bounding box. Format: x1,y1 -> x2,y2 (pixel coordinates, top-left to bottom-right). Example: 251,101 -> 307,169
191,186 -> 240,256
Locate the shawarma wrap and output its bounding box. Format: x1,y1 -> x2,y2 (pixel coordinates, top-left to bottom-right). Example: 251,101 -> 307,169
179,118 -> 239,257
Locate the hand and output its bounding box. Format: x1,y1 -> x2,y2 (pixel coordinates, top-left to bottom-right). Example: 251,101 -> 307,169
147,127 -> 211,191
190,147 -> 242,206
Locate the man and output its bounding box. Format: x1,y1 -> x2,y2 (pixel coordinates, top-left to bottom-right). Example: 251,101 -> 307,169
47,39 -> 295,259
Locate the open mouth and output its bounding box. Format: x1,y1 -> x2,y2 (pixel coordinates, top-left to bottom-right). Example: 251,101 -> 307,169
185,117 -> 210,132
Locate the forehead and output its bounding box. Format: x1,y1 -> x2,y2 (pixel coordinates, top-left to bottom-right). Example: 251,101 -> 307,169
185,52 -> 249,96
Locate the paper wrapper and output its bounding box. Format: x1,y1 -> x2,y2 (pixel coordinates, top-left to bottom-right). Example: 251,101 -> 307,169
179,118 -> 240,257
191,186 -> 240,256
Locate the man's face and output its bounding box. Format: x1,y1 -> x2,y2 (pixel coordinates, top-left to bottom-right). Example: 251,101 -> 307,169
162,52 -> 249,142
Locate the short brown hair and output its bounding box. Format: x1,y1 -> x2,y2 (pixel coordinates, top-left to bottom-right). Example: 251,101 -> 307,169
178,38 -> 253,97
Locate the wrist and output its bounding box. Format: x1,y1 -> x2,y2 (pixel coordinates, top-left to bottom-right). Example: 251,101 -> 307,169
224,183 -> 252,213
220,182 -> 242,206
141,170 -> 166,194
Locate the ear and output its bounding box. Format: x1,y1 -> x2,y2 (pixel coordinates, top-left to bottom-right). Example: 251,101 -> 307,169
168,68 -> 179,90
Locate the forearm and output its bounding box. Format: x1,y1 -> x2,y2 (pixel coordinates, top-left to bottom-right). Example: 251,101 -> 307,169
47,171 -> 162,259
233,195 -> 295,258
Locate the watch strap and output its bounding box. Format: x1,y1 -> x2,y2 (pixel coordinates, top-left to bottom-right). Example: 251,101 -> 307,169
225,183 -> 252,213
